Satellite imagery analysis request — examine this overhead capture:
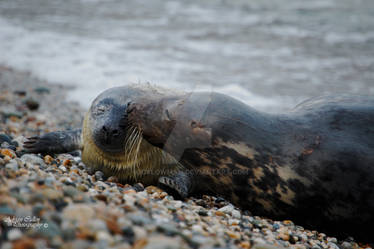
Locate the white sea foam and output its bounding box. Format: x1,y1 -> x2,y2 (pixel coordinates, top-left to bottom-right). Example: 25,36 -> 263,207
0,17 -> 283,112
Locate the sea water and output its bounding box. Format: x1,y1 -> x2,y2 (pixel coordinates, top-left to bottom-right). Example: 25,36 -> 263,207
0,0 -> 373,112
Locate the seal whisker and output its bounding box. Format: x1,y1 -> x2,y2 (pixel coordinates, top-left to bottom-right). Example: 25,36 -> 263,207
125,127 -> 137,154
124,126 -> 135,145
128,128 -> 138,180
125,126 -> 138,179
132,129 -> 142,181
122,126 -> 142,181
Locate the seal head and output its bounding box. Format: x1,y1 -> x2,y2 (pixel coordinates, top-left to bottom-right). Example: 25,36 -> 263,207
81,85 -> 183,184
90,97 -> 129,153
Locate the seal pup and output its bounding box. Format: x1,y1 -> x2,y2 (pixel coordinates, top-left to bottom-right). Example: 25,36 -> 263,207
24,85 -> 374,242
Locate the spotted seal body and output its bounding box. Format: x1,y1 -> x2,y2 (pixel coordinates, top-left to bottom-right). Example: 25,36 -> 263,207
25,86 -> 374,242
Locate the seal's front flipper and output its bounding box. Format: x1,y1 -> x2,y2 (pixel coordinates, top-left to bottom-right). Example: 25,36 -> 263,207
158,171 -> 192,199
24,129 -> 83,154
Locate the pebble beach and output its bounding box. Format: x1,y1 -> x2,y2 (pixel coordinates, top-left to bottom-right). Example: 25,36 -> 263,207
0,66 -> 371,249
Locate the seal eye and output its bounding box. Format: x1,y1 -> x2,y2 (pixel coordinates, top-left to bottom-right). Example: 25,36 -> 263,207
165,109 -> 172,121
126,102 -> 134,114
94,105 -> 107,115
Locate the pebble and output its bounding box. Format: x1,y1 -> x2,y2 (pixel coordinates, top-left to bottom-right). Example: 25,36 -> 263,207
231,209 -> 241,219
215,210 -> 226,217
95,171 -> 104,181
107,176 -> 119,182
157,223 -> 179,236
173,200 -> 183,209
44,155 -> 53,164
34,86 -> 50,94
1,142 -> 17,151
129,213 -> 152,226
59,165 -> 67,172
133,183 -> 145,192
1,148 -> 16,158
90,219 -> 109,232
14,90 -> 27,96
283,220 -> 294,226
327,242 -> 340,249
63,204 -> 95,223
12,136 -> 24,147
143,236 -> 182,249
25,98 -> 40,110
239,241 -> 251,249
60,176 -> 74,185
132,238 -> 148,249
197,209 -> 208,216
327,237 -> 338,243
121,226 -> 135,244
5,159 -> 19,171
0,133 -> 13,144
63,185 -> 79,197
42,188 -> 63,200
21,154 -> 46,168
36,220 -> 61,239
45,175 -> 56,186
133,226 -> 147,240
191,224 -> 205,234
228,219 -> 239,226
218,204 -> 234,214
2,111 -> 23,119
273,223 -> 280,230
63,159 -> 72,167
12,238 -> 35,249
1,242 -> 12,249
226,230 -> 241,239
96,231 -> 113,243
7,229 -> 23,241
340,242 -> 353,249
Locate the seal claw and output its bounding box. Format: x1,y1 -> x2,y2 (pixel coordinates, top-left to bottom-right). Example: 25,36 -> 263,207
23,129 -> 82,154
158,176 -> 189,199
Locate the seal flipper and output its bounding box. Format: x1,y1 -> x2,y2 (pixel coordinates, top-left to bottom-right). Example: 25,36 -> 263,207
24,129 -> 83,154
158,171 -> 192,199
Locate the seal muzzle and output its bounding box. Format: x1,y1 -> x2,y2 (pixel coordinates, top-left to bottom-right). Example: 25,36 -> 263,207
90,98 -> 129,153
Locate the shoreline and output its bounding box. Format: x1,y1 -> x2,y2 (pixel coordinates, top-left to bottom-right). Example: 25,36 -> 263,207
0,66 -> 369,249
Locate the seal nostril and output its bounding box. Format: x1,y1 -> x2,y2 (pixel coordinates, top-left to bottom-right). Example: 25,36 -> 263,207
102,126 -> 107,132
112,129 -> 119,137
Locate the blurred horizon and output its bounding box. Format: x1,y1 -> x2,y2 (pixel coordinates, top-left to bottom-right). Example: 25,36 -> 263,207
0,0 -> 373,112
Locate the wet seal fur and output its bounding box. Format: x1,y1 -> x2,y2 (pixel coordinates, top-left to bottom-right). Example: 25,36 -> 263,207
25,85 -> 374,243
